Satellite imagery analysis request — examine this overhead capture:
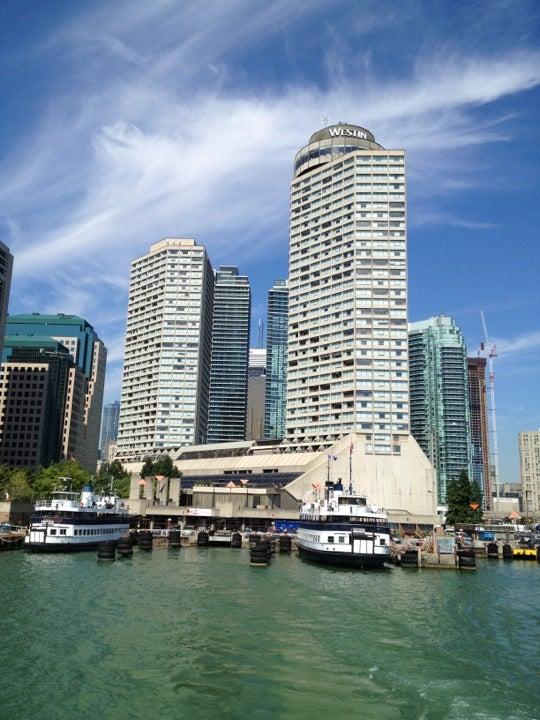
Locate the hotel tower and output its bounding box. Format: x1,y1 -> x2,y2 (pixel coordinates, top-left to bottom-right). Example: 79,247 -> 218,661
285,123 -> 408,453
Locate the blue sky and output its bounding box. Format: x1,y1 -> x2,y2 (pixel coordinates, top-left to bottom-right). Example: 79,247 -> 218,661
1,0 -> 539,483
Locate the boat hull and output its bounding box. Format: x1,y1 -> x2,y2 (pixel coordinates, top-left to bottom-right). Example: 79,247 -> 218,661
298,544 -> 389,569
25,540 -> 110,553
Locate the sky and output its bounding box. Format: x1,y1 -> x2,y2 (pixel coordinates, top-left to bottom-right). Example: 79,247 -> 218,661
0,0 -> 539,483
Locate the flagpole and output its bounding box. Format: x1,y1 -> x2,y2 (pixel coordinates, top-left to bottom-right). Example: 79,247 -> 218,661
349,442 -> 353,495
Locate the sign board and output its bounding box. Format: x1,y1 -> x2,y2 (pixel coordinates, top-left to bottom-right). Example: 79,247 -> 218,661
185,508 -> 213,517
437,537 -> 456,555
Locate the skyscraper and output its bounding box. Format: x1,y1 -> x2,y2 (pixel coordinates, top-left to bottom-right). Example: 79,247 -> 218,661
285,123 -> 408,452
467,357 -> 491,508
0,241 -> 13,361
247,348 -> 266,441
207,266 -> 251,443
264,279 -> 288,440
408,316 -> 472,504
117,239 -> 214,458
5,313 -> 106,470
0,337 -> 86,469
519,429 -> 540,517
99,400 -> 120,459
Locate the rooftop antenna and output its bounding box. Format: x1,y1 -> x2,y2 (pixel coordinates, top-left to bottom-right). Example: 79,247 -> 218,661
480,310 -> 500,514
321,115 -> 330,127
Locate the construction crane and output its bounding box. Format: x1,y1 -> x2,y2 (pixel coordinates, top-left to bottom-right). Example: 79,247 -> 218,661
480,311 -> 500,513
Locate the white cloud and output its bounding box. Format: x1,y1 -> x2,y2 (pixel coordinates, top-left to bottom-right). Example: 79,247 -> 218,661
495,330 -> 540,356
2,2 -> 540,399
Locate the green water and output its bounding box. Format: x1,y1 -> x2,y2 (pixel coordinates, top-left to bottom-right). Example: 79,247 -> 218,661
1,548 -> 538,720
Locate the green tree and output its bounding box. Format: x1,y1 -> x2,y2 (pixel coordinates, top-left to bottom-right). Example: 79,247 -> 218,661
32,460 -> 92,499
153,454 -> 182,478
95,460 -> 131,498
140,457 -> 155,478
6,469 -> 34,501
445,469 -> 483,526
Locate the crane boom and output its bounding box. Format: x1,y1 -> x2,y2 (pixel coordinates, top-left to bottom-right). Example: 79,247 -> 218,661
480,310 -> 499,513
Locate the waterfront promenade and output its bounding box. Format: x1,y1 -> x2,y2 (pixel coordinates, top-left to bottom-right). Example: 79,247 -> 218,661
1,548 -> 538,720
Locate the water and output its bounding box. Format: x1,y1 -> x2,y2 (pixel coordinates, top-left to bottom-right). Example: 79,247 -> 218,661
1,548 -> 538,720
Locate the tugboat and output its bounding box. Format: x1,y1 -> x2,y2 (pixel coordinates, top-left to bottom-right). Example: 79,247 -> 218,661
297,480 -> 391,569
25,479 -> 130,552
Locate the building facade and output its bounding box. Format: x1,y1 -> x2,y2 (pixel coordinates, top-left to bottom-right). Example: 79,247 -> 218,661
5,314 -> 106,470
519,430 -> 540,517
264,280 -> 288,440
99,400 -> 120,459
207,266 -> 251,443
247,349 -> 266,441
285,123 -> 409,452
117,238 -> 214,456
467,357 -> 491,508
0,241 -> 13,361
0,337 -> 86,469
409,316 -> 472,504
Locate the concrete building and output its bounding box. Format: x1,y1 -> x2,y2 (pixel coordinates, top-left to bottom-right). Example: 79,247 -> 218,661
0,241 -> 13,361
5,314 -> 106,470
264,280 -> 288,440
467,357 -> 491,508
117,238 -> 214,456
247,349 -> 266,441
125,432 -> 435,529
409,316 -> 472,504
285,123 -> 409,452
0,337 -> 86,469
207,266 -> 251,443
99,400 -> 120,460
519,430 -> 540,517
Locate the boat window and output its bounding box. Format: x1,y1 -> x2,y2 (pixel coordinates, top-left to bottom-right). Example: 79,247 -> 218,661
338,497 -> 367,506
379,538 -> 386,545
60,529 -> 66,535
50,529 -> 56,535
338,536 -> 345,543
328,536 -> 334,543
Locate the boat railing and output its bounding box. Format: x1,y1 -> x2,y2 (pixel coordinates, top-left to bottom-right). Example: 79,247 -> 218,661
34,499 -> 80,510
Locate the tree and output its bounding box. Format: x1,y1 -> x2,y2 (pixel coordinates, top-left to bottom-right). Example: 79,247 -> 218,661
153,454 -> 182,478
141,457 -> 155,478
32,460 -> 92,499
445,469 -> 483,526
95,460 -> 131,498
6,469 -> 34,501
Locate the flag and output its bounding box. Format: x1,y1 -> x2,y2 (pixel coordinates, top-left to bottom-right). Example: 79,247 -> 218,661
327,454 -> 337,461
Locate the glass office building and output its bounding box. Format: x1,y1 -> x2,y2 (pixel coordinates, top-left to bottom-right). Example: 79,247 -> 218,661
207,266 -> 251,443
264,280 -> 288,440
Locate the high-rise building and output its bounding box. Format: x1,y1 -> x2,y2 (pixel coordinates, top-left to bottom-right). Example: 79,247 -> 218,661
117,239 -> 214,458
99,400 -> 120,460
408,316 -> 472,504
264,280 -> 288,440
207,266 -> 251,443
0,242 -> 13,361
5,313 -> 106,470
0,337 -> 86,469
519,429 -> 540,517
247,349 -> 266,441
285,123 -> 408,452
467,357 -> 491,508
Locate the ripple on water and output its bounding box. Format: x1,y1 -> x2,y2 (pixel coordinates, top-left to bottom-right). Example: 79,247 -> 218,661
0,550 -> 539,720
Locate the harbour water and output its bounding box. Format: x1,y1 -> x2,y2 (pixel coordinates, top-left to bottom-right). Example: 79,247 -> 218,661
1,548 -> 538,720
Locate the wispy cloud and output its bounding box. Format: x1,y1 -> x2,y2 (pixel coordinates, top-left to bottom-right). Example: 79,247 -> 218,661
495,330 -> 540,356
1,1 -> 539,399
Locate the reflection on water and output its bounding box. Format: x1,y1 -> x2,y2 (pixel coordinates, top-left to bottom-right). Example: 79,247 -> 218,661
1,548 -> 538,720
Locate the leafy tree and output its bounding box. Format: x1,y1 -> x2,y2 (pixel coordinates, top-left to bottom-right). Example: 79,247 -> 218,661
141,457 -> 155,478
445,469 -> 483,526
0,465 -> 13,499
5,469 -> 34,501
95,460 -> 131,498
32,460 -> 92,499
153,454 -> 182,478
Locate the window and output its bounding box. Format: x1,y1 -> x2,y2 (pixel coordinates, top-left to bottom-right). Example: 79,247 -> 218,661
338,536 -> 345,543
379,538 -> 386,546
60,529 -> 66,536
50,529 -> 56,535
328,536 -> 334,543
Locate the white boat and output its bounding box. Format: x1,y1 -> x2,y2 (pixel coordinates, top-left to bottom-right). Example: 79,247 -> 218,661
25,483 -> 130,553
297,481 -> 391,569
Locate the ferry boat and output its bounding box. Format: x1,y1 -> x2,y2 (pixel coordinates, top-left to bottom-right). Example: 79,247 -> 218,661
25,483 -> 130,553
297,481 -> 391,569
